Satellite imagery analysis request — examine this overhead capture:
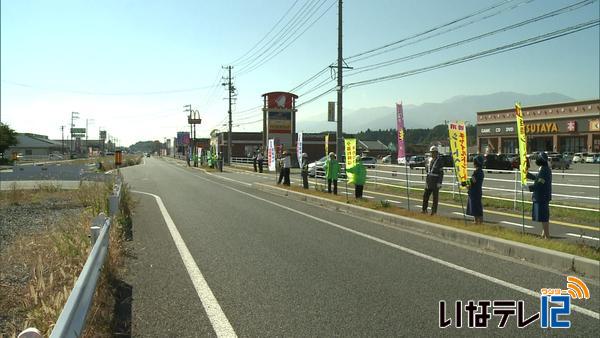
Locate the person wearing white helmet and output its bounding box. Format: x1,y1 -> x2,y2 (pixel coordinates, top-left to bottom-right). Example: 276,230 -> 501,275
422,145 -> 444,215
300,152 -> 309,189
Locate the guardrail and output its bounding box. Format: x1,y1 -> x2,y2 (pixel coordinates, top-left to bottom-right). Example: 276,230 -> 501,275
19,177 -> 123,338
230,157 -> 599,212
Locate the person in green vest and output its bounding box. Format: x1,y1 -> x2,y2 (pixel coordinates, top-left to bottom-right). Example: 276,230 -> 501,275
346,155 -> 367,198
323,152 -> 340,194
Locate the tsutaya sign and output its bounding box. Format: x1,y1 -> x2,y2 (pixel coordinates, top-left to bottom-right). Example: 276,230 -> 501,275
480,122 -> 560,135
262,91 -> 298,152
525,122 -> 559,134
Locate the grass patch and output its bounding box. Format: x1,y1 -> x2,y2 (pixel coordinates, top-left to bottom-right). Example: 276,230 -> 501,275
278,184 -> 600,261
0,176 -> 133,336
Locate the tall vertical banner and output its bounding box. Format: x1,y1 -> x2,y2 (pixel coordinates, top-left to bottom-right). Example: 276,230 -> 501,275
268,139 -> 276,171
396,103 -> 406,164
297,132 -> 303,168
515,103 -> 528,184
325,134 -> 329,155
344,138 -> 357,182
448,121 -> 468,185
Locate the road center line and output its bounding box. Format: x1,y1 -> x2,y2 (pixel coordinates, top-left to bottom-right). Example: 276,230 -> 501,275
192,174 -> 599,320
132,190 -> 237,337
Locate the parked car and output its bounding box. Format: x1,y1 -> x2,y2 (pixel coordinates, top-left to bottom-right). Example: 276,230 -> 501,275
572,152 -> 587,163
547,153 -> 570,170
49,153 -> 64,160
437,154 -> 455,168
483,153 -> 512,171
360,156 -> 377,168
594,153 -> 600,163
308,155 -> 347,178
562,152 -> 574,164
408,155 -> 426,169
585,153 -> 597,163
511,154 -> 530,169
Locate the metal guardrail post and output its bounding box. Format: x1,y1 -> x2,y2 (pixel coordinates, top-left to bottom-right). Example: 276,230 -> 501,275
514,171 -> 518,210
452,167 -> 456,199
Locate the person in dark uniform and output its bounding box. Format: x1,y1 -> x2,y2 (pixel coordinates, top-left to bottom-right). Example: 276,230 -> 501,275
527,152 -> 552,239
422,146 -> 444,215
301,153 -> 309,189
257,151 -> 264,173
463,155 -> 485,224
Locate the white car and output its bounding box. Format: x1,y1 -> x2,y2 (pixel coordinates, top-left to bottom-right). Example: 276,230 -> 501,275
572,153 -> 586,163
584,153 -> 597,163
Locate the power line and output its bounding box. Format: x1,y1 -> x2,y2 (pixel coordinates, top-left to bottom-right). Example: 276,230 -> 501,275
235,0 -> 320,70
347,19 -> 599,88
293,19 -> 598,108
229,0 -> 301,66
347,0 -> 596,77
346,0 -> 529,61
237,0 -> 336,76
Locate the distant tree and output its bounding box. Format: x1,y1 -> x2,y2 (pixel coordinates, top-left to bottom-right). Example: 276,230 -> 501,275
0,123 -> 18,157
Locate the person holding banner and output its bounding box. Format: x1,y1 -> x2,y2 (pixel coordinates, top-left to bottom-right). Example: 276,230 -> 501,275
422,146 -> 444,215
324,152 -> 340,194
462,155 -> 485,224
346,155 -> 367,198
527,152 -> 552,239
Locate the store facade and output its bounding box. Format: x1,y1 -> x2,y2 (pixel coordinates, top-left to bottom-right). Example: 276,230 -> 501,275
476,99 -> 600,154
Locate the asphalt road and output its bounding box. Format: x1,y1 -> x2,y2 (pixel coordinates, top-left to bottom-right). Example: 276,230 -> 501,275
120,157 -> 598,336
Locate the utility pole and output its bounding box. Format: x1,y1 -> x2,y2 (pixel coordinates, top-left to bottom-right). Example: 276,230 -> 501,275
335,0 -> 350,161
184,104 -> 192,165
60,125 -> 65,155
222,66 -> 234,165
70,112 -> 79,156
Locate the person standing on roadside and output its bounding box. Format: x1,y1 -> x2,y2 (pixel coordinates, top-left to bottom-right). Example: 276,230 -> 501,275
301,153 -> 309,189
422,146 -> 444,215
346,155 -> 367,198
463,155 -> 485,224
527,152 -> 552,239
324,152 -> 340,194
282,151 -> 291,186
257,151 -> 264,173
252,151 -> 258,172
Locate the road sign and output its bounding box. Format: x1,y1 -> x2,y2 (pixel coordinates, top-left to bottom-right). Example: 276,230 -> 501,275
328,102 -> 335,121
71,128 -> 86,134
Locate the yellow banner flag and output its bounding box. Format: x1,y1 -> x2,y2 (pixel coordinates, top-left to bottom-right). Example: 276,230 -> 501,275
448,121 -> 468,185
515,103 -> 528,184
344,138 -> 357,182
325,134 -> 329,155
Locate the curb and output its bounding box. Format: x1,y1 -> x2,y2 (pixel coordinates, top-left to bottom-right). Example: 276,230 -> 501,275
254,182 -> 599,280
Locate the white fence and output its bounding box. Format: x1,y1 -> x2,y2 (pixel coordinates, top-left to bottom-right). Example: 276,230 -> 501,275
230,157 -> 599,213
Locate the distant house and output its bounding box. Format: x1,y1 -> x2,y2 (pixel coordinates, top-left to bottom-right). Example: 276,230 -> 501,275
7,133 -> 63,157
358,140 -> 389,158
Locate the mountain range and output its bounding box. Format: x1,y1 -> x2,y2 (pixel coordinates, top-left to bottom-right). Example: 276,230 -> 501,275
296,92 -> 576,132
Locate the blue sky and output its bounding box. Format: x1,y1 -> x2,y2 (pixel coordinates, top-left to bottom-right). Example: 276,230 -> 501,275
1,0 -> 598,145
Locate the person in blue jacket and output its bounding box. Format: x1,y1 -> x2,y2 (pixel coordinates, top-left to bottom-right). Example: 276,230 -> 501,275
527,152 -> 552,239
462,155 -> 484,224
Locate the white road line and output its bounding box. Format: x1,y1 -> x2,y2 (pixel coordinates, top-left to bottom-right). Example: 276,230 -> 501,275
452,212 -> 474,218
192,176 -> 600,320
132,190 -> 237,337
565,233 -> 600,241
500,221 -> 535,229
